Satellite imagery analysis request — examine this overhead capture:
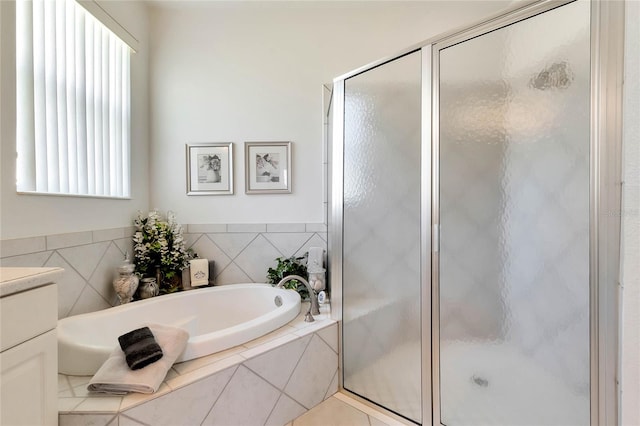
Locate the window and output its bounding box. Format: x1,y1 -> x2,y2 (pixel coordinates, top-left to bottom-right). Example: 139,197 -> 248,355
17,0 -> 131,198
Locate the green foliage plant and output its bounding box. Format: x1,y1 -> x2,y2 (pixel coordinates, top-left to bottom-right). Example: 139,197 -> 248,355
267,255 -> 309,300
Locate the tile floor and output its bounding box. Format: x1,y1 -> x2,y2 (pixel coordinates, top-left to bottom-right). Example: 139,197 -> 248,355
290,393 -> 405,426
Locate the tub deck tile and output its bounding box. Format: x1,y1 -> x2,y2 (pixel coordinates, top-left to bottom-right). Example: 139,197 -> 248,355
71,383 -> 92,398
58,303 -> 337,421
290,304 -> 332,331
58,374 -> 74,398
59,413 -> 116,426
119,383 -> 172,412
244,335 -> 313,390
291,318 -> 333,337
59,388 -> 75,398
317,323 -> 339,353
172,345 -> 247,376
241,333 -> 301,360
74,396 -> 123,413
167,357 -> 243,391
164,367 -> 179,382
243,324 -> 298,348
66,375 -> 91,388
59,397 -> 86,413
117,414 -> 147,426
122,366 -> 237,426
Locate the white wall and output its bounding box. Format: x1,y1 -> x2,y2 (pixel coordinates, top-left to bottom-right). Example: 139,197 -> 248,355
148,0 -> 512,225
0,0 -> 150,240
621,1 -> 640,424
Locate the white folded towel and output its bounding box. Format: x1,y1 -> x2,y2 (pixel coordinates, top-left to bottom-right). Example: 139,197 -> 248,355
87,323 -> 189,395
190,258 -> 209,287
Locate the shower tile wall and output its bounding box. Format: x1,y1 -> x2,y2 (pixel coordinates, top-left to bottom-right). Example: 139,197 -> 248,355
0,223 -> 327,319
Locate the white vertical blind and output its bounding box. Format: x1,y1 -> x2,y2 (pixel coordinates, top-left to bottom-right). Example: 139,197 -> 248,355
17,0 -> 131,198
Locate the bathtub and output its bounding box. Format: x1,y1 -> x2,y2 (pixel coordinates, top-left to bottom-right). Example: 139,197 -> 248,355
58,284 -> 301,375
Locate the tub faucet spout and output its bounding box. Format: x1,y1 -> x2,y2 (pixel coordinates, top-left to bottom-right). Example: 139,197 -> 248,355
276,275 -> 320,322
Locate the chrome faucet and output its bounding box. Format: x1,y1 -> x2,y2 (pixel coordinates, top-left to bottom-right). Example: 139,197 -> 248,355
276,275 -> 320,322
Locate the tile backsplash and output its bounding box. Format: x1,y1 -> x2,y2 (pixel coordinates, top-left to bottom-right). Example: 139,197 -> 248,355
0,223 -> 327,319
184,223 -> 327,285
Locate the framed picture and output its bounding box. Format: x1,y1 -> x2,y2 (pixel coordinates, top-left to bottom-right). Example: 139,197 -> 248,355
186,143 -> 234,195
245,141 -> 292,194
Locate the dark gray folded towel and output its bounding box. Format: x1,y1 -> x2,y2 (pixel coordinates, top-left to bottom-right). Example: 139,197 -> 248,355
117,327 -> 164,370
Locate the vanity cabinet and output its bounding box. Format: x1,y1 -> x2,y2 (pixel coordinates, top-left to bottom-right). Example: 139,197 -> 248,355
0,268 -> 62,426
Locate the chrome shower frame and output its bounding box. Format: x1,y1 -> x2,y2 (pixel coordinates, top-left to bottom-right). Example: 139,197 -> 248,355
330,1 -> 624,424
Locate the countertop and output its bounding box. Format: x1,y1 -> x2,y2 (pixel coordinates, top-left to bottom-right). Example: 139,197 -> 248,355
0,267 -> 64,298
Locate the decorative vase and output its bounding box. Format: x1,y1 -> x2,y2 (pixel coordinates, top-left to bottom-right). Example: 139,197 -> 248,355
113,256 -> 138,304
165,273 -> 182,293
139,277 -> 159,299
155,266 -> 182,294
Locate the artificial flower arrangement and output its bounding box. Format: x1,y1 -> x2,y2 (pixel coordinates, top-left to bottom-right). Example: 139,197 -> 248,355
133,210 -> 196,294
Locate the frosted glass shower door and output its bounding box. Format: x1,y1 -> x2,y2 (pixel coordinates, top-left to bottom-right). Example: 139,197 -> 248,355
342,51 -> 422,423
437,1 -> 591,425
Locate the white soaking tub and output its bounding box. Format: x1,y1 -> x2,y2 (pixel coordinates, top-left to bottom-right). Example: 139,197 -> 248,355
57,284 -> 301,375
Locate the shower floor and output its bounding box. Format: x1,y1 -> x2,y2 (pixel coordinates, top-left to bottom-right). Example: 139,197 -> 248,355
344,340 -> 422,422
344,341 -> 588,426
439,342 -> 588,426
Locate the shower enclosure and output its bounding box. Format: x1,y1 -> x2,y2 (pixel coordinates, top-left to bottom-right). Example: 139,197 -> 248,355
330,1 -> 623,425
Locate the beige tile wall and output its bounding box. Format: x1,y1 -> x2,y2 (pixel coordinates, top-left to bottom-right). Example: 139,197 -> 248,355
0,223 -> 327,319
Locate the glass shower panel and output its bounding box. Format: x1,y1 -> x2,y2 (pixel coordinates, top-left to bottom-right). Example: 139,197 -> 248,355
438,2 -> 591,425
342,51 -> 422,423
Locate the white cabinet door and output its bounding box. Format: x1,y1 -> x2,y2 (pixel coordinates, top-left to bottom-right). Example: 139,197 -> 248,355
1,330 -> 57,426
